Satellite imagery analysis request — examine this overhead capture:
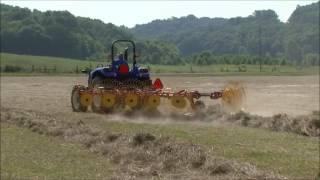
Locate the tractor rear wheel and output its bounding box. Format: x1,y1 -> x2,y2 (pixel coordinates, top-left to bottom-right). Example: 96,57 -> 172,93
71,85 -> 88,112
91,76 -> 103,88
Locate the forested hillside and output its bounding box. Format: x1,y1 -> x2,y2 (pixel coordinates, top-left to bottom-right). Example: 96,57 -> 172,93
132,11 -> 286,56
0,4 -> 131,59
1,2 -> 319,65
132,2 -> 319,65
285,2 -> 319,65
0,4 -> 180,64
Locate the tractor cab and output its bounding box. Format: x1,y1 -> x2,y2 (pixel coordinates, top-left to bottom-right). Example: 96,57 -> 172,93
112,52 -> 130,77
88,40 -> 151,87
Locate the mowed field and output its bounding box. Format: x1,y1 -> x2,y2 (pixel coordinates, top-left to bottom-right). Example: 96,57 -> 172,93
1,75 -> 318,116
1,75 -> 319,179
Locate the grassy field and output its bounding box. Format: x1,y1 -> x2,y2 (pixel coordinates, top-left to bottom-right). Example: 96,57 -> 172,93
1,123 -> 113,179
148,64 -> 319,75
80,118 -> 319,178
0,53 -> 105,74
1,52 -> 318,75
2,113 -> 318,179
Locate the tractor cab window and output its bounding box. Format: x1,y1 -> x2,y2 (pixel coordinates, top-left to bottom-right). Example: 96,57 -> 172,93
124,47 -> 128,60
111,41 -> 136,71
114,48 -> 130,61
113,53 -> 129,74
117,53 -> 124,61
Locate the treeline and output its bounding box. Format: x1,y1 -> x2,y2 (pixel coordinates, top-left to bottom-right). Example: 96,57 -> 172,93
133,2 -> 320,65
1,2 -> 319,66
136,40 -> 183,65
0,4 -> 180,64
0,4 -> 131,59
133,11 -> 286,57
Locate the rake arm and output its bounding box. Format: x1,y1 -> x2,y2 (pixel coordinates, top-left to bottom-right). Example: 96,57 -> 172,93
192,91 -> 223,99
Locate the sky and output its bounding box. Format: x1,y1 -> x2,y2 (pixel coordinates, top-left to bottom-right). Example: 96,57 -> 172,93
2,1 -> 318,28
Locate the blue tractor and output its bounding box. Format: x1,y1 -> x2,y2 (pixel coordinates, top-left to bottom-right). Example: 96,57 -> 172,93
87,40 -> 152,89
71,40 -> 245,113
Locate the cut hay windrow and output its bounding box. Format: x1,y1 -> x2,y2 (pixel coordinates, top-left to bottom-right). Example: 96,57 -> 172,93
92,104 -> 319,137
1,107 -> 284,179
201,105 -> 320,137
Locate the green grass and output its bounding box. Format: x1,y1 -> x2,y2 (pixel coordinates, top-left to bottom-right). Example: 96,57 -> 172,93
1,123 -> 113,179
80,118 -> 319,178
1,52 -> 318,75
1,117 -> 318,178
147,64 -> 319,75
0,53 -> 104,74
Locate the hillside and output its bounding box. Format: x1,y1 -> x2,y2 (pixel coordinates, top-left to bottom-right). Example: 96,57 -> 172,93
132,2 -> 319,62
1,2 -> 319,66
0,4 -> 180,65
0,4 -> 132,59
285,2 -> 320,64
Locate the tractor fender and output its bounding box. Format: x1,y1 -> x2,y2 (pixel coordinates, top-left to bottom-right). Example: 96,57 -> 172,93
91,68 -> 116,79
89,68 -> 116,86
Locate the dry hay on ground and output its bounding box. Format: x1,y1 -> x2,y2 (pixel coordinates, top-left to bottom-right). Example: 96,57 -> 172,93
1,107 -> 284,180
113,105 -> 320,137
226,110 -> 320,137
203,105 -> 320,137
